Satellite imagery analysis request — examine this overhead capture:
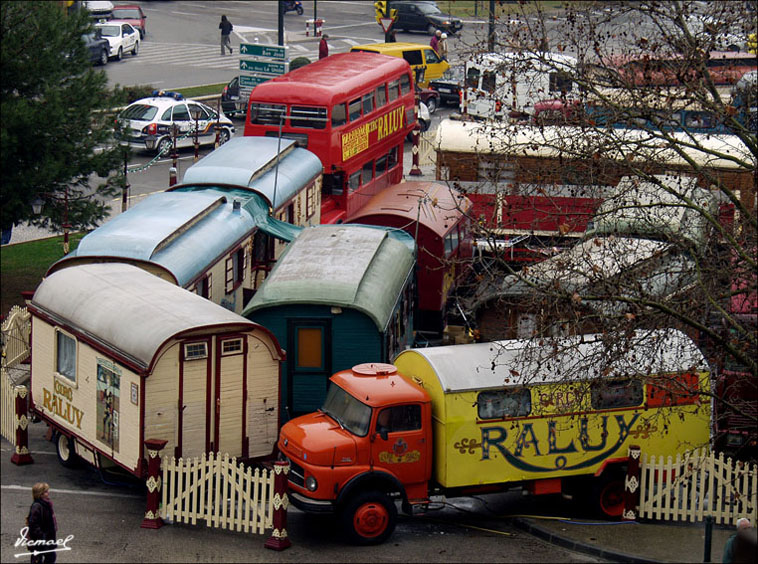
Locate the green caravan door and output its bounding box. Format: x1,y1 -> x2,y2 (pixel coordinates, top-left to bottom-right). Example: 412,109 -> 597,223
287,319 -> 332,417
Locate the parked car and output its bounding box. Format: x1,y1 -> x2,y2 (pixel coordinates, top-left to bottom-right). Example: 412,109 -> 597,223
392,1 -> 463,35
95,21 -> 140,60
429,64 -> 463,105
116,91 -> 235,155
416,85 -> 440,113
81,31 -> 109,66
84,1 -> 113,19
110,4 -> 147,38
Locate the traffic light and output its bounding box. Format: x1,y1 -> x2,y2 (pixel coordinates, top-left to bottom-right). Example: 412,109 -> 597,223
374,1 -> 387,22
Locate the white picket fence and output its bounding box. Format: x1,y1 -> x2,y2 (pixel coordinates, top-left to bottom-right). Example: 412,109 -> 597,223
161,452 -> 276,534
1,306 -> 31,443
638,448 -> 757,524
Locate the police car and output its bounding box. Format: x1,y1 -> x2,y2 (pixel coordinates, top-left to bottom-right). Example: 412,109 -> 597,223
116,91 -> 236,155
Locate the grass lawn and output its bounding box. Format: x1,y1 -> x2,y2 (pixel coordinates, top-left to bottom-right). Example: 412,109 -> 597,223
0,234 -> 84,316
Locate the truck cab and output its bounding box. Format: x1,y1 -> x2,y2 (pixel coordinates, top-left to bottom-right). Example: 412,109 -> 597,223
278,362 -> 432,544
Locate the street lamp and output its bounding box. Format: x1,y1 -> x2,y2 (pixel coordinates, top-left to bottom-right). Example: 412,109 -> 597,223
32,188 -> 71,254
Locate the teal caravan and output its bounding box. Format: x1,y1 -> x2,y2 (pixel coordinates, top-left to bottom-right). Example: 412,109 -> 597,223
243,224 -> 416,418
46,137 -> 322,315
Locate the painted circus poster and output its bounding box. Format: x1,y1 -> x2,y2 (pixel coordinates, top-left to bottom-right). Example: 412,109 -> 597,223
96,359 -> 120,451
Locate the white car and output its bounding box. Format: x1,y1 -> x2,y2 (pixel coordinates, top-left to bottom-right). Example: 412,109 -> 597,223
117,91 -> 236,155
95,21 -> 139,60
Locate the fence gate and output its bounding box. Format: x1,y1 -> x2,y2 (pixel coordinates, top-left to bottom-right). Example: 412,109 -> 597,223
638,448 -> 757,524
1,306 -> 31,444
161,452 -> 275,534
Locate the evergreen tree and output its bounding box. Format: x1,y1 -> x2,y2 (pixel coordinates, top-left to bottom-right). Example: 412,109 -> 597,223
0,1 -> 126,234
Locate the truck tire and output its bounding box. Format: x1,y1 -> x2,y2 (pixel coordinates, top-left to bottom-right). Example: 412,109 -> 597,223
56,432 -> 78,468
339,491 -> 397,545
593,474 -> 625,519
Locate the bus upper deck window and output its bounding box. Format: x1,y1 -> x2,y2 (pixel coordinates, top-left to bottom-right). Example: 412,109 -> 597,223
348,97 -> 362,121
362,159 -> 374,182
349,171 -> 362,192
362,92 -> 375,115
466,67 -> 481,89
250,103 -> 286,125
290,106 -> 327,129
482,71 -> 496,93
375,85 -> 387,108
388,79 -> 400,102
332,103 -> 347,127
399,74 -> 411,95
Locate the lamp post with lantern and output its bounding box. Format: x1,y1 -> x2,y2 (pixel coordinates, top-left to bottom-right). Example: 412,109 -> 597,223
31,188 -> 71,254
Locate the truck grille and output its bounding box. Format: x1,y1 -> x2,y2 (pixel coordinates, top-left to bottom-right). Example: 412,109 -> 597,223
287,458 -> 305,488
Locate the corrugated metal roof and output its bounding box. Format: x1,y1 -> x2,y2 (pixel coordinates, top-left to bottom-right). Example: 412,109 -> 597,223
32,263 -> 254,370
63,191 -> 259,286
179,137 -> 322,210
434,118 -> 753,170
350,181 -> 471,238
395,329 -> 708,393
243,225 -> 415,331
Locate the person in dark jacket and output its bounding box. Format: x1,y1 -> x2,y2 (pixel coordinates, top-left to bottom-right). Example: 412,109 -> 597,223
723,517 -> 754,563
319,33 -> 329,59
219,15 -> 233,55
27,483 -> 58,564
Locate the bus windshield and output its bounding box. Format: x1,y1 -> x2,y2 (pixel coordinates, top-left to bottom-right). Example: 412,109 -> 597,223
320,384 -> 372,436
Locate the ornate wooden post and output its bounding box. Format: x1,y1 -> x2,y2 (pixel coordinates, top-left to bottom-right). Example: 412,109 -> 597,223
409,124 -> 422,176
141,438 -> 168,529
264,460 -> 292,551
623,444 -> 641,521
11,386 -> 33,465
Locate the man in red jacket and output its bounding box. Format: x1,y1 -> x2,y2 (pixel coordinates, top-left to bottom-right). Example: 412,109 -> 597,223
319,34 -> 329,59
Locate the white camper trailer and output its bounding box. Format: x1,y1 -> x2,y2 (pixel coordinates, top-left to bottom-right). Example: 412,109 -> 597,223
28,263 -> 284,478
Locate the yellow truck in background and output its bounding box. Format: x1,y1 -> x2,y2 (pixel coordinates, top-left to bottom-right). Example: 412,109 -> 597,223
278,329 -> 711,544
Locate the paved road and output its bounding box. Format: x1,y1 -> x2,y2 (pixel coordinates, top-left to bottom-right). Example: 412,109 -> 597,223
1,422 -> 598,563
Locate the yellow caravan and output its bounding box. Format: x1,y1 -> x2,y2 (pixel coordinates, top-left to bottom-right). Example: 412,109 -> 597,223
350,42 -> 449,87
277,328 -> 710,544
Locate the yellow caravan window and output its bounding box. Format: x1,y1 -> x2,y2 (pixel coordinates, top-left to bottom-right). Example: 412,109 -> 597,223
477,389 -> 531,419
55,329 -> 77,384
590,379 -> 643,410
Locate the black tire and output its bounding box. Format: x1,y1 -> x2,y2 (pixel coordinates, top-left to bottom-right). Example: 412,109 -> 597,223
339,491 -> 397,545
296,6 -> 304,15
132,42 -> 139,56
99,49 -> 108,66
116,46 -> 123,61
218,129 -> 231,146
56,432 -> 78,468
425,97 -> 438,114
419,118 -> 430,132
427,24 -> 437,35
156,137 -> 173,156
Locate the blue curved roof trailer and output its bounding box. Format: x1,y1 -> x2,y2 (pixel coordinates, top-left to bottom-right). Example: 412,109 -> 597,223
243,224 -> 417,419
47,137 -> 323,315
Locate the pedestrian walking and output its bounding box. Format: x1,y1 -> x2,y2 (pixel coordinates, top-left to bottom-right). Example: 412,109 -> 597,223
219,15 -> 233,55
26,483 -> 58,564
430,29 -> 441,52
438,32 -> 449,61
319,33 -> 329,59
723,517 -> 753,563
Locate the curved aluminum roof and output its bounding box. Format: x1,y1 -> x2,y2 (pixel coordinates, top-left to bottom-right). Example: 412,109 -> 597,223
179,137 -> 322,210
394,329 -> 708,393
243,225 -> 415,331
58,190 -> 260,286
32,263 -> 256,371
350,181 -> 471,238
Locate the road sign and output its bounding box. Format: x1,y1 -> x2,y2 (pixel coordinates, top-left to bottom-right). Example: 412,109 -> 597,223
379,17 -> 395,33
239,43 -> 288,60
240,59 -> 287,74
240,74 -> 273,88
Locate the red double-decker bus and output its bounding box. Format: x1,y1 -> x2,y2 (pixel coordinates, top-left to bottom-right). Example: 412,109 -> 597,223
243,52 -> 417,224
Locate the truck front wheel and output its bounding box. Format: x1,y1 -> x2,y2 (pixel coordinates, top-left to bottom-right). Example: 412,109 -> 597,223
340,491 -> 397,545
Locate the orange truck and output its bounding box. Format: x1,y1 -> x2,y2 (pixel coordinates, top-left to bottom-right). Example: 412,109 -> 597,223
277,330 -> 711,544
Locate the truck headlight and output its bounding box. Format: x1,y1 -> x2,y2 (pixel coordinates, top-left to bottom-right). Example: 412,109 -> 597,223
305,476 -> 318,492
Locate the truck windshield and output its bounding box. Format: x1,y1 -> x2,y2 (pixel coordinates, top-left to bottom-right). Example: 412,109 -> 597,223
320,384 -> 372,437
